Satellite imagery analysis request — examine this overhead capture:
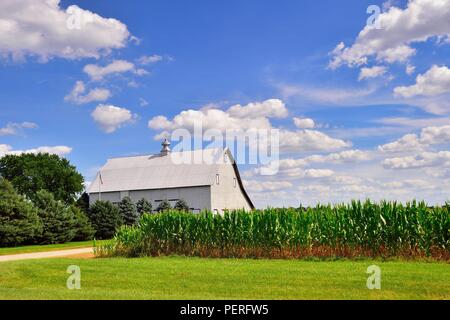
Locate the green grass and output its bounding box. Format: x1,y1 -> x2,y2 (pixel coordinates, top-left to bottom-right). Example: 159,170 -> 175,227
0,256 -> 448,300
0,240 -> 107,256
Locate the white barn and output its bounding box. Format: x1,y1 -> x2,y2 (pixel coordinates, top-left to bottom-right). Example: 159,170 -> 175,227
88,140 -> 254,213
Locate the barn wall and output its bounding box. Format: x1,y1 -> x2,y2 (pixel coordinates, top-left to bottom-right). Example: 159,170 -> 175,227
210,161 -> 253,213
89,185 -> 212,212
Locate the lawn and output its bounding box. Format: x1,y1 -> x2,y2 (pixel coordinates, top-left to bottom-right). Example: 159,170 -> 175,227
0,240 -> 107,256
0,256 -> 448,300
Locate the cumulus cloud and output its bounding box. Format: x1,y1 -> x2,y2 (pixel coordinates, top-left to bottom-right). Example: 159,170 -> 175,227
83,60 -> 148,81
0,0 -> 130,62
0,144 -> 72,157
379,125 -> 450,152
64,81 -> 111,105
293,117 -> 315,129
358,66 -> 387,81
394,65 -> 450,98
329,0 -> 450,69
91,104 -> 137,133
148,99 -> 349,153
0,122 -> 38,136
383,151 -> 450,169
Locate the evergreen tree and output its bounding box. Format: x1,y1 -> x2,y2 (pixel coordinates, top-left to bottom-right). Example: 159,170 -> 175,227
156,200 -> 172,212
0,178 -> 42,246
88,200 -> 123,239
76,192 -> 90,215
174,199 -> 190,212
70,205 -> 95,241
136,198 -> 153,216
33,190 -> 76,244
118,196 -> 138,226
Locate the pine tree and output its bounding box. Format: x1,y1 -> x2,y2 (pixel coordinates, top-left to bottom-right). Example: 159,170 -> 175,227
118,196 -> 138,226
33,190 -> 77,244
88,200 -> 123,239
0,178 -> 42,246
136,198 -> 152,216
70,205 -> 95,241
174,199 -> 190,212
156,200 -> 172,212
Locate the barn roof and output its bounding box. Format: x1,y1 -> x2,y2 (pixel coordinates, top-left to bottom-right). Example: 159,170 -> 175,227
88,148 -> 228,194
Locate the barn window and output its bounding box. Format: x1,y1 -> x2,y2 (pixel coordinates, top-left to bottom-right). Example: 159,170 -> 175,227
216,174 -> 220,185
233,178 -> 237,188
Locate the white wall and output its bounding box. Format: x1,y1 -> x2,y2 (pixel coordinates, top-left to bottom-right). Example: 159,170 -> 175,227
89,185 -> 212,212
210,159 -> 253,213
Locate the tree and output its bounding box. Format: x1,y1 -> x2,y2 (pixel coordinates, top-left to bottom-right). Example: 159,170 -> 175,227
88,201 -> 122,239
156,200 -> 172,213
136,198 -> 152,216
70,205 -> 95,241
0,178 -> 42,246
33,190 -> 76,244
174,199 -> 190,212
118,196 -> 138,226
76,192 -> 90,215
0,153 -> 84,204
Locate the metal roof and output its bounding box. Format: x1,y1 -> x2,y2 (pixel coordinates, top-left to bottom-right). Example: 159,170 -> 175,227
88,148 -> 227,193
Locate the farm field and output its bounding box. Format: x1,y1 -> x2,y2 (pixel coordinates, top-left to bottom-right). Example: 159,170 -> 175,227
0,256 -> 448,300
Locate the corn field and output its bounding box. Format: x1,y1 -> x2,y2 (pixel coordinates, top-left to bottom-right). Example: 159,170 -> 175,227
98,200 -> 450,260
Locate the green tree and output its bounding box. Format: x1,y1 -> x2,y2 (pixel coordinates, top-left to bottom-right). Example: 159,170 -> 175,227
156,200 -> 172,213
0,153 -> 84,204
118,196 -> 138,226
174,199 -> 190,212
88,201 -> 122,239
33,190 -> 77,244
70,205 -> 95,241
76,192 -> 90,215
136,198 -> 152,216
0,178 -> 42,246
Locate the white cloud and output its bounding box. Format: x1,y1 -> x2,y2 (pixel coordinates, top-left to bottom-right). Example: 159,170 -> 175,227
329,0 -> 450,69
243,180 -> 293,192
278,83 -> 376,105
83,60 -> 148,81
139,98 -> 149,107
378,134 -> 423,153
0,122 -> 38,136
394,65 -> 450,98
0,144 -> 72,157
406,64 -> 416,75
91,104 -> 137,133
137,55 -> 163,65
304,169 -> 335,178
64,81 -> 111,105
0,0 -> 130,62
279,130 -> 350,152
358,66 -> 387,81
383,151 -> 450,169
379,125 -> 450,152
148,99 -> 349,153
293,117 -> 315,129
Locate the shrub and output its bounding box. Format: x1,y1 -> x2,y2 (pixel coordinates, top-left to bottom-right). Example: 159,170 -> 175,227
136,198 -> 152,216
156,200 -> 171,212
70,205 -> 95,241
174,199 -> 190,212
33,190 -> 76,244
118,196 -> 138,226
88,200 -> 122,239
0,178 -> 42,246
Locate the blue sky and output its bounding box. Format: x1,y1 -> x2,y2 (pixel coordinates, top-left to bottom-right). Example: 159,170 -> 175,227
1,0 -> 450,207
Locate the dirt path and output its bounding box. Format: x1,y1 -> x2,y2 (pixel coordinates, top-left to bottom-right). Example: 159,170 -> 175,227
0,248 -> 94,262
